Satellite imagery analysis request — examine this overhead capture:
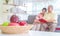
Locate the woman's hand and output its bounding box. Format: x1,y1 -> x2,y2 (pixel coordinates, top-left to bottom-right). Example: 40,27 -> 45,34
34,19 -> 40,24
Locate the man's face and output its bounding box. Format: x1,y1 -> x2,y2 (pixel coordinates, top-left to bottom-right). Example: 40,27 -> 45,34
48,6 -> 53,12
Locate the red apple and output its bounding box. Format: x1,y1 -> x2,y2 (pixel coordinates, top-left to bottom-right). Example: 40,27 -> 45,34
19,21 -> 27,26
10,15 -> 19,23
8,23 -> 19,26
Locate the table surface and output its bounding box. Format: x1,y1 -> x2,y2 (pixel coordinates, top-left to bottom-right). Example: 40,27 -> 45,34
0,30 -> 60,36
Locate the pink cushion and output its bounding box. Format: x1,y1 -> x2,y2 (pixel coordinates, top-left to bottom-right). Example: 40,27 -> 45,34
56,28 -> 60,30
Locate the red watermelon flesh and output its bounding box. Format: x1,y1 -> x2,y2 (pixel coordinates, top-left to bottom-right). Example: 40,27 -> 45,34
8,23 -> 19,26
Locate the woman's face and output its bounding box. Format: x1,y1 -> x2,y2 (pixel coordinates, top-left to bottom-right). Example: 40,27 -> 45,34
42,9 -> 46,13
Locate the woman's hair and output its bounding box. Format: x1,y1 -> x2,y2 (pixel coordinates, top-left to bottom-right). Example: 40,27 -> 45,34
42,8 -> 47,12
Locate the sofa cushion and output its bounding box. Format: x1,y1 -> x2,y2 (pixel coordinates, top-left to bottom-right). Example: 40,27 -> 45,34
27,15 -> 36,24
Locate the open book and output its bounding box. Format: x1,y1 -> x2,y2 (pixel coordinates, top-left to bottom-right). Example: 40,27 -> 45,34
39,19 -> 47,23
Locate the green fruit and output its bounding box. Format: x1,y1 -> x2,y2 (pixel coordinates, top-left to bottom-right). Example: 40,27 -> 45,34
2,22 -> 9,26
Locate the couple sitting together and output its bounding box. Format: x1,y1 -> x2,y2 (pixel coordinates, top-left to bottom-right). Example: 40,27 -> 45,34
33,5 -> 57,32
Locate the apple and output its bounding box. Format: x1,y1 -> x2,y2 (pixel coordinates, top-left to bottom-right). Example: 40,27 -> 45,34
2,22 -> 9,26
8,23 -> 19,26
19,21 -> 27,26
10,15 -> 19,23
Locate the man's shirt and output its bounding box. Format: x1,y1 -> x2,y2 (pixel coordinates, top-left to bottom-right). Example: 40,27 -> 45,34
44,12 -> 57,23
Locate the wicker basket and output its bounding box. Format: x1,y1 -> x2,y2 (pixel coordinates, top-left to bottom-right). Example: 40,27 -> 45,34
0,24 -> 33,34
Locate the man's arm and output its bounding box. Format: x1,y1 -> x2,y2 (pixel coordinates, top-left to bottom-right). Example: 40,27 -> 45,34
46,19 -> 55,22
46,13 -> 57,23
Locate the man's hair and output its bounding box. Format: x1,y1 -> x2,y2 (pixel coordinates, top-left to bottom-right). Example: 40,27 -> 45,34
48,5 -> 53,9
42,8 -> 47,12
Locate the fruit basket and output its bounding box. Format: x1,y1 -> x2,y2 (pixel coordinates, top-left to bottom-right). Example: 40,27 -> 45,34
0,24 -> 33,34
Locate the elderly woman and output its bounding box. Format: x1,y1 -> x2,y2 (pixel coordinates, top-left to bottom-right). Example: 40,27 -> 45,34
32,8 -> 47,31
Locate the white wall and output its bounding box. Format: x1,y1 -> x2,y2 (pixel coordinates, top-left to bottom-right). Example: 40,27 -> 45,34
0,0 -> 4,24
0,0 -> 10,24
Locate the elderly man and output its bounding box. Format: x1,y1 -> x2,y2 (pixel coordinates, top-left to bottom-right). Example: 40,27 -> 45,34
43,5 -> 57,32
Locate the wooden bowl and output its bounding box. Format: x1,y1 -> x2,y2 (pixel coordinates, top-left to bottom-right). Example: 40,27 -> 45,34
0,24 -> 33,34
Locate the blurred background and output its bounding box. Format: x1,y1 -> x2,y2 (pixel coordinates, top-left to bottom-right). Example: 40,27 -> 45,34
0,0 -> 60,25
